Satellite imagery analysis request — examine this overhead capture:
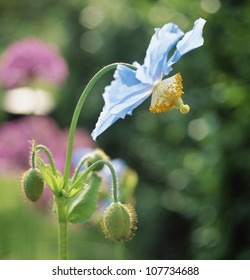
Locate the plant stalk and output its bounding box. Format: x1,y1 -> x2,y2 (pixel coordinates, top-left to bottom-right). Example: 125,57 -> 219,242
55,197 -> 68,260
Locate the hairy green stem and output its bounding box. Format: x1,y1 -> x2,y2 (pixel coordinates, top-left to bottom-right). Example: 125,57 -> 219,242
31,151 -> 35,169
70,160 -> 119,203
71,156 -> 90,183
55,197 -> 68,260
63,63 -> 136,190
35,145 -> 57,175
31,140 -> 36,169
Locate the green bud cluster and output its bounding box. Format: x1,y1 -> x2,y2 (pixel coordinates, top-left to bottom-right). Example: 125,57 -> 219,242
22,168 -> 44,201
101,202 -> 137,242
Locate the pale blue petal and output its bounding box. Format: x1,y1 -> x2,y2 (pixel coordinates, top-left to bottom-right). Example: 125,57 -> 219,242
92,19 -> 206,140
166,18 -> 206,72
91,110 -> 120,140
92,65 -> 153,140
92,90 -> 151,140
133,61 -> 141,68
136,23 -> 184,85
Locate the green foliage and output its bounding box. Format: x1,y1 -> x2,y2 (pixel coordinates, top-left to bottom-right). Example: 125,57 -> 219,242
1,0 -> 250,260
37,162 -> 63,196
67,174 -> 102,224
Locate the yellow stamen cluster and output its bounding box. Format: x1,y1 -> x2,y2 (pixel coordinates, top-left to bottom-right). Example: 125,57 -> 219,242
150,73 -> 189,114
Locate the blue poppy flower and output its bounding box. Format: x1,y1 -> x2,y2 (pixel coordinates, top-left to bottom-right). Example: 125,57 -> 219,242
92,18 -> 206,140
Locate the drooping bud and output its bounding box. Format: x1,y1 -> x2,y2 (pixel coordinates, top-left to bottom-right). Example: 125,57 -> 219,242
101,202 -> 137,242
22,168 -> 44,201
87,149 -> 110,171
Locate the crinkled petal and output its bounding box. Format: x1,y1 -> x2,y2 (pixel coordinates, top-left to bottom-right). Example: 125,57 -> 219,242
166,18 -> 206,72
135,23 -> 184,85
92,65 -> 153,140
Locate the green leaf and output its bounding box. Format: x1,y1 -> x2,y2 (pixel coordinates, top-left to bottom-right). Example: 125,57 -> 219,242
36,159 -> 63,195
67,174 -> 102,224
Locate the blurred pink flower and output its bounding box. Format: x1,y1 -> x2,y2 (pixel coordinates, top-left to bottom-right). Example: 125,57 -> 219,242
0,116 -> 95,174
0,38 -> 68,89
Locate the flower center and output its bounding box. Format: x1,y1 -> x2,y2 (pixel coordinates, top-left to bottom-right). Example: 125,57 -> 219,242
149,73 -> 190,114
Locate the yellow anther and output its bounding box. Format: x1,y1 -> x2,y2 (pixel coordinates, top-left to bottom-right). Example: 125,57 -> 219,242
150,73 -> 190,114
180,104 -> 190,114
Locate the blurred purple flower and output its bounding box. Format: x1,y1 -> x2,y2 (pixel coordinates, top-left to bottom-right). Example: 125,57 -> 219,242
0,116 -> 95,174
0,38 -> 68,89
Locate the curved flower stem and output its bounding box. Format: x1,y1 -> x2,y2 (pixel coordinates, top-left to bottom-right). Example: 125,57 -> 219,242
35,145 -> 57,175
71,156 -> 90,183
63,63 -> 136,190
70,160 -> 119,203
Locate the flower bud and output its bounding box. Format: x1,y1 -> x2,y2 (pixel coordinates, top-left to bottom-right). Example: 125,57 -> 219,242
87,149 -> 109,171
101,202 -> 137,242
22,168 -> 44,201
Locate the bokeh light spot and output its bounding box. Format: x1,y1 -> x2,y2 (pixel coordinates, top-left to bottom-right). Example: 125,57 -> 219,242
188,118 -> 210,141
183,152 -> 204,173
80,31 -> 103,53
121,8 -> 141,29
200,0 -> 221,14
80,6 -> 105,29
211,83 -> 229,104
161,189 -> 198,218
192,226 -> 221,248
168,169 -> 190,191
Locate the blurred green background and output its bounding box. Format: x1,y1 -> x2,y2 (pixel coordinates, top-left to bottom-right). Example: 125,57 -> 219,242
1,0 -> 250,260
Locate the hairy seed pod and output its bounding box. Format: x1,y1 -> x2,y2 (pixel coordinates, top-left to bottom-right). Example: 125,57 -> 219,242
22,168 -> 44,201
101,202 -> 137,242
